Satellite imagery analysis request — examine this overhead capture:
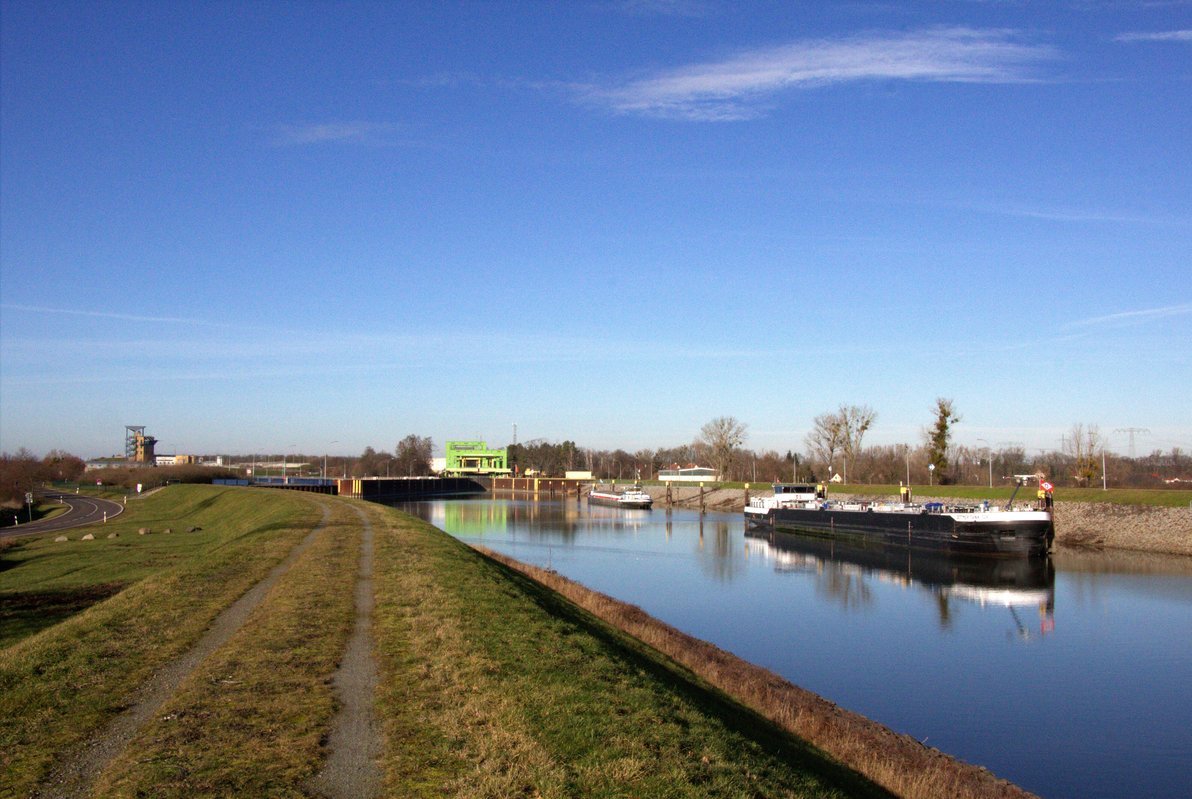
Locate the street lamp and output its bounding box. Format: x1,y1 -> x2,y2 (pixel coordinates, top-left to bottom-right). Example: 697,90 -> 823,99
977,439 -> 992,488
323,441 -> 339,482
928,463 -> 935,486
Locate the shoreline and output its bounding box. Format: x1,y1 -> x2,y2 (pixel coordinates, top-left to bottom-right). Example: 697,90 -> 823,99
477,544 -> 1039,799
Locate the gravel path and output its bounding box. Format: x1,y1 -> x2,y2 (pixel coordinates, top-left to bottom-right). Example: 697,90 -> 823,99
33,503 -> 332,799
308,504 -> 383,799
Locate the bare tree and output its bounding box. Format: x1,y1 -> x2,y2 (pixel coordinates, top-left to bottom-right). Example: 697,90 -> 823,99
805,412 -> 845,477
838,404 -> 877,483
1064,423 -> 1104,485
394,434 -> 433,476
698,416 -> 747,481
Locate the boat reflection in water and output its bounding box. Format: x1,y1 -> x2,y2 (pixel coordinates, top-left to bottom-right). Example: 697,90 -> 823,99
745,528 -> 1055,638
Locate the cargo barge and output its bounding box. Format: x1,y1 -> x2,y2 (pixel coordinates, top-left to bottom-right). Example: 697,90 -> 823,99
588,485 -> 654,509
744,483 -> 1053,557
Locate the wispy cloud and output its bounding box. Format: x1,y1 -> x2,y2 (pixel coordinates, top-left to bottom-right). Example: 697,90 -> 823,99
1115,29 -> 1192,43
974,203 -> 1183,225
584,27 -> 1057,120
0,304 -> 246,328
610,0 -> 717,17
1065,303 -> 1192,330
275,121 -> 403,145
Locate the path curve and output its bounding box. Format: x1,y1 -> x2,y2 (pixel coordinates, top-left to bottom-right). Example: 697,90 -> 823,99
308,503 -> 383,798
1,493 -> 125,540
33,503 -> 332,799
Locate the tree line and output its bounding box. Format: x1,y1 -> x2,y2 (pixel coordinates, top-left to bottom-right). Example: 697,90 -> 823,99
504,401 -> 1187,489
5,408 -> 1186,502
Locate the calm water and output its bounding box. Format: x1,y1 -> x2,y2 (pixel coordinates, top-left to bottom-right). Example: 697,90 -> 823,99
404,497 -> 1192,799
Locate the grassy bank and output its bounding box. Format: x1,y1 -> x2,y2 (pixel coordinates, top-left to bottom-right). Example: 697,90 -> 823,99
371,505 -> 892,798
0,486 -> 324,795
3,486 -> 1046,798
2,486 -> 904,798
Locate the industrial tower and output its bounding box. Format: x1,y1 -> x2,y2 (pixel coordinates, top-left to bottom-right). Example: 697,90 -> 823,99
125,426 -> 158,464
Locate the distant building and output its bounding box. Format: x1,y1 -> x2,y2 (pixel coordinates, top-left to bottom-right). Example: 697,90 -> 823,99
442,441 -> 512,477
126,426 -> 157,464
657,466 -> 719,482
155,454 -> 197,467
85,456 -> 130,471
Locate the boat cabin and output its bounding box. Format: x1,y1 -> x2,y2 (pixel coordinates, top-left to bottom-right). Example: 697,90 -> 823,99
772,483 -> 827,501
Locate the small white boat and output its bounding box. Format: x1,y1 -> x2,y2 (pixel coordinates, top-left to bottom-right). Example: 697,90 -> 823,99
588,485 -> 654,509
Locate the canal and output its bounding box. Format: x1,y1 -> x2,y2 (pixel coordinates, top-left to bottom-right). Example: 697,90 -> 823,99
403,497 -> 1191,799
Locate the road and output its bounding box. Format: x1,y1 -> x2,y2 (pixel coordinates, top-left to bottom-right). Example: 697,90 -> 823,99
1,492 -> 126,540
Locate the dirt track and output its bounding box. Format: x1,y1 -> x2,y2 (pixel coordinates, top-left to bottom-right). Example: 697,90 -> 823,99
33,505 -> 332,799
307,504 -> 382,799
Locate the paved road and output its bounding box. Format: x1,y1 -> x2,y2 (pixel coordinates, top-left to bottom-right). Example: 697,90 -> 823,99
1,492 -> 126,540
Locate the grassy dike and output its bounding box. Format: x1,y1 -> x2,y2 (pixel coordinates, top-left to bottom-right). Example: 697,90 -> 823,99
0,486 -> 340,797
2,485 -> 1024,798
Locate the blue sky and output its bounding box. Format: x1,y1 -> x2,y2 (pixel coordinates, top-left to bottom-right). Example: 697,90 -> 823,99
2,1 -> 1189,459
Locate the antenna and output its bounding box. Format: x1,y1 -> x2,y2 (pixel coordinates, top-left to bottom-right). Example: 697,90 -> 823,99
1114,428 -> 1150,459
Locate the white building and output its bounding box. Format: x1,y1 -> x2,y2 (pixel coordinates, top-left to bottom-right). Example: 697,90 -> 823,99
657,466 -> 719,482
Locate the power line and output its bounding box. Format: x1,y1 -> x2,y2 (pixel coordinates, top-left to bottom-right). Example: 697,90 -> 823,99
1114,427 -> 1150,459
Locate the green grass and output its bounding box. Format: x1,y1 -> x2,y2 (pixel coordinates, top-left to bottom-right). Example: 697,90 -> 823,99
826,483 -> 1192,507
0,485 -> 323,796
93,501 -> 361,798
373,506 -> 890,798
642,479 -> 1192,507
3,487 -> 895,798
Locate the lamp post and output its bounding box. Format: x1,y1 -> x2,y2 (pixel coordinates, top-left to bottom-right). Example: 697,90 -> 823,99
323,440 -> 339,482
977,438 -> 992,488
928,463 -> 935,486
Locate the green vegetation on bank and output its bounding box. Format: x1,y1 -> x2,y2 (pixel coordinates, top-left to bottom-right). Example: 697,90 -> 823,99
0,486 -> 323,795
1,485 -> 891,798
640,480 -> 1192,508
372,507 -> 887,798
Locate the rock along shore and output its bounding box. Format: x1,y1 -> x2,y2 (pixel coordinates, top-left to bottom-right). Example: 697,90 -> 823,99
644,484 -> 1192,558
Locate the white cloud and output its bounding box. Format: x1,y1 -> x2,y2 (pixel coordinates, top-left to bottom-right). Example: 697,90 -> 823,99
1064,303 -> 1192,330
0,304 -> 243,328
1115,30 -> 1192,43
275,121 -> 402,145
612,0 -> 717,17
585,28 -> 1057,120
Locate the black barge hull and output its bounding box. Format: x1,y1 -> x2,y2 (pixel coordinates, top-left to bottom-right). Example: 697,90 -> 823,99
752,508 -> 1052,557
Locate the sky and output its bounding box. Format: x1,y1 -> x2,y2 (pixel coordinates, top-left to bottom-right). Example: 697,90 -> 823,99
1,1 -> 1189,460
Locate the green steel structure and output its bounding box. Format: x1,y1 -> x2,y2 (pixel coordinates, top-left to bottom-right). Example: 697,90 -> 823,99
443,440 -> 511,477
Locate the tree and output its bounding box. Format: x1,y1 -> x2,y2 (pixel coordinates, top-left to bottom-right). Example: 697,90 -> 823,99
698,416 -> 747,481
837,404 -> 876,484
42,450 -> 86,482
1064,423 -> 1104,485
1,448 -> 41,506
394,435 -> 433,477
925,398 -> 960,482
805,412 -> 845,477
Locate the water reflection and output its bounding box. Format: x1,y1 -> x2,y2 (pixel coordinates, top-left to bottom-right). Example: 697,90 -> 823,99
402,496 -> 1191,799
745,528 -> 1055,636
